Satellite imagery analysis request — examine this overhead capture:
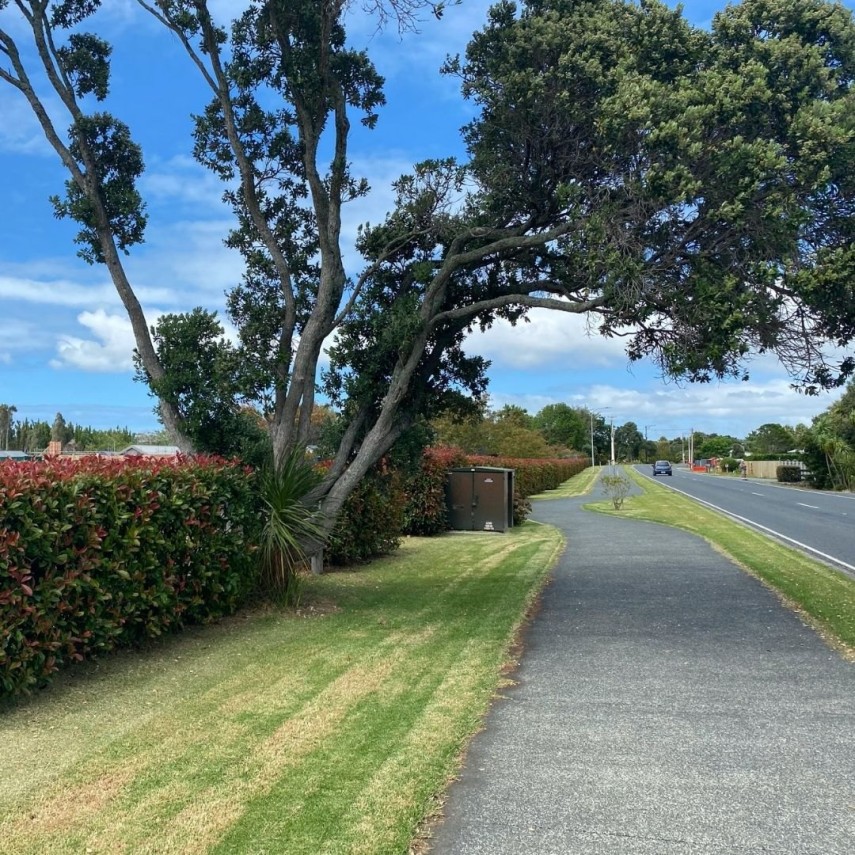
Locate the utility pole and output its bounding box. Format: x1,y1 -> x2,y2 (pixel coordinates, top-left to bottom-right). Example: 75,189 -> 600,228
589,411 -> 595,468
644,424 -> 655,463
610,418 -> 616,469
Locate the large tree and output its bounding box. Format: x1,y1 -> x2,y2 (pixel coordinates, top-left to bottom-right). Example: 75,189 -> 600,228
2,0 -> 855,537
745,422 -> 798,455
533,404 -> 589,451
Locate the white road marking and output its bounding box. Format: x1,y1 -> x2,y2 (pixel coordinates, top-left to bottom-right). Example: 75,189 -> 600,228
637,470 -> 855,577
797,503 -> 820,509
751,492 -> 765,497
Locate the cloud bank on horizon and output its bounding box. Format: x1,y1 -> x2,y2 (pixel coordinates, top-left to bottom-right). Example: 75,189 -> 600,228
0,0 -> 851,438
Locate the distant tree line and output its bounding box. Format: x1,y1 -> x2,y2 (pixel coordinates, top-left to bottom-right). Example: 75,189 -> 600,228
0,406 -> 135,453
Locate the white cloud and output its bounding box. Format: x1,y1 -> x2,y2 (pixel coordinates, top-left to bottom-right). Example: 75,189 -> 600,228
0,318 -> 53,352
127,217 -> 244,301
0,276 -> 119,308
0,274 -> 180,310
50,310 -> 137,373
0,90 -> 58,156
491,378 -> 843,439
465,310 -> 629,370
141,155 -> 231,210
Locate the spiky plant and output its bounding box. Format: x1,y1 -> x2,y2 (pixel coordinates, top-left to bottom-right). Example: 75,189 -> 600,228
259,450 -> 324,602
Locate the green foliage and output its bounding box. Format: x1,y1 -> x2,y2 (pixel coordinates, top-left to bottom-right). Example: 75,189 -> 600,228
50,412 -> 67,443
325,466 -> 406,566
50,113 -> 148,264
56,33 -> 111,100
0,404 -> 15,451
601,471 -> 632,509
533,404 -> 589,451
0,456 -> 261,698
797,379 -> 855,489
746,423 -> 797,455
402,445 -> 468,535
259,451 -> 324,602
614,421 -> 644,461
697,435 -> 739,459
720,457 -> 740,473
137,309 -> 271,465
432,405 -> 560,458
776,465 -> 803,483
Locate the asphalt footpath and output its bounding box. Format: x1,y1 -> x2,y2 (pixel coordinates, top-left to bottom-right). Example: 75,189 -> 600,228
428,492 -> 855,855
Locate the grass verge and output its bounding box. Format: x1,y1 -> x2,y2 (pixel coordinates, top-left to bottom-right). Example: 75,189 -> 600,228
0,522 -> 563,855
587,468 -> 855,657
529,465 -> 599,500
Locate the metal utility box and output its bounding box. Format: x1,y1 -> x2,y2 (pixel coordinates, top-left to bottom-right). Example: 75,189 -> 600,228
447,467 -> 515,532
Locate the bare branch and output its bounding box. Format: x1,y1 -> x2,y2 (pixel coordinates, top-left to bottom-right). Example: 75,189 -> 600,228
431,293 -> 609,329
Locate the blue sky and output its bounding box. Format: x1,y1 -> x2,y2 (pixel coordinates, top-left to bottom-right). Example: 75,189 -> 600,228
1,0 -> 852,441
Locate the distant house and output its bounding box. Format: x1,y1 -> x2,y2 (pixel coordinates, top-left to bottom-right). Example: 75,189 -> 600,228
119,445 -> 181,457
0,450 -> 29,461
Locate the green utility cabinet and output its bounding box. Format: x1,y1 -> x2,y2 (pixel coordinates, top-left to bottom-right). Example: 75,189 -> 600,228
447,467 -> 515,532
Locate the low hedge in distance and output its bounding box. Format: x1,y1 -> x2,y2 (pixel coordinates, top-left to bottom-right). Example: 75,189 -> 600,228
402,448 -> 589,533
0,456 -> 261,698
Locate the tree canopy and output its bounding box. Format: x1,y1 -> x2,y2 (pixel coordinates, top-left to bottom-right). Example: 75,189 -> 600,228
2,0 -> 855,533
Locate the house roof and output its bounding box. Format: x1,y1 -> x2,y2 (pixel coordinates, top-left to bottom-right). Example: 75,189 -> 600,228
119,445 -> 181,456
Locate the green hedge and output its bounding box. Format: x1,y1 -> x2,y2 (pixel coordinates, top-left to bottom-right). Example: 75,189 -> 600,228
467,454 -> 588,499
1,456 -> 260,698
776,465 -> 803,483
402,448 -> 589,533
326,466 -> 406,566
402,447 -> 469,536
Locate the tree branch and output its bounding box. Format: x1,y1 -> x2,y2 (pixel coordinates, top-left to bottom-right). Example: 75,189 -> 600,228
431,293 -> 609,328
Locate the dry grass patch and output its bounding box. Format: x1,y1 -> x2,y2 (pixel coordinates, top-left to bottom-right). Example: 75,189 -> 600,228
1,522 -> 563,855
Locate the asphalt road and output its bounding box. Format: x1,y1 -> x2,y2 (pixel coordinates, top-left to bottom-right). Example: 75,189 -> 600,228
636,464 -> 855,577
429,496 -> 855,855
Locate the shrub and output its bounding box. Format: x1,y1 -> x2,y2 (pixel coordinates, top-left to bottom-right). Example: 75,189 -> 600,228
326,465 -> 406,566
601,471 -> 632,509
401,449 -> 588,532
402,446 -> 468,535
720,457 -> 740,473
0,456 -> 260,698
259,452 -> 324,602
776,465 -> 803,483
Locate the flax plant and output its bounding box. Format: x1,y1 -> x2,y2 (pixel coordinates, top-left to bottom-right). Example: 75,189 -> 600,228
259,450 -> 324,603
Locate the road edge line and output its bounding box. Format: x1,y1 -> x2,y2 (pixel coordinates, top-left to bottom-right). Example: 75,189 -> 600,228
638,470 -> 855,578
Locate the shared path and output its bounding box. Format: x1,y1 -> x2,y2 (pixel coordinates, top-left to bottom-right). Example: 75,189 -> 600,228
429,493 -> 854,855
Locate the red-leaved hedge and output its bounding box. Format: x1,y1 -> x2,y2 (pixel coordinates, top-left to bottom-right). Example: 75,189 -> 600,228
402,447 -> 589,534
402,446 -> 469,536
1,456 -> 261,698
326,465 -> 406,565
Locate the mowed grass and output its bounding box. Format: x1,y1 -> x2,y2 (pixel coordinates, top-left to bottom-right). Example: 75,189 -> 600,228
0,523 -> 563,855
529,465 -> 599,500
589,468 -> 855,657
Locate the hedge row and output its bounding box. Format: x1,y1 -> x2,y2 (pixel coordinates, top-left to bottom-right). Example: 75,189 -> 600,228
401,447 -> 589,536
1,456 -> 260,698
2,449 -> 591,698
326,466 -> 407,565
466,454 -> 589,498
777,465 -> 803,483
